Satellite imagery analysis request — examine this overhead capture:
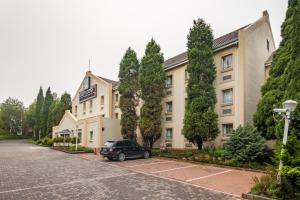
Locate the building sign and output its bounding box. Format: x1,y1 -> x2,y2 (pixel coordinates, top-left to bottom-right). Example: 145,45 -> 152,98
79,84 -> 97,103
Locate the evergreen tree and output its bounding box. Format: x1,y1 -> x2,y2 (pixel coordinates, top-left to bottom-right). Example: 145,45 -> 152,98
253,0 -> 300,198
40,87 -> 53,136
35,87 -> 44,136
47,92 -> 71,134
24,101 -> 36,134
118,47 -> 139,140
139,39 -> 166,148
47,99 -> 59,134
182,19 -> 219,150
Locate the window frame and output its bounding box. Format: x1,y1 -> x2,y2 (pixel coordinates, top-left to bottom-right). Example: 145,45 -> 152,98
222,54 -> 233,70
166,128 -> 173,140
166,101 -> 173,113
222,124 -> 233,138
165,75 -> 173,88
222,88 -> 233,104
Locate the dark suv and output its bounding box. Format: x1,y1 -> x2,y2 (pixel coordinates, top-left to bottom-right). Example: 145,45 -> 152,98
100,140 -> 150,161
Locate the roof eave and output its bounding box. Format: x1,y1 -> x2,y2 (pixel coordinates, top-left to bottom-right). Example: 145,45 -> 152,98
164,40 -> 238,71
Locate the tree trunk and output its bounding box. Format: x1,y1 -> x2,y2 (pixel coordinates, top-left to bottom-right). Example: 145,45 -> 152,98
197,139 -> 203,150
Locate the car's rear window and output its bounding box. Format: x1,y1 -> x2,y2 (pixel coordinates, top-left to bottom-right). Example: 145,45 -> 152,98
104,141 -> 115,147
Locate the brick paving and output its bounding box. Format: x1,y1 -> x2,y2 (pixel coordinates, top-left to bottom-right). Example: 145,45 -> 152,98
0,140 -> 236,200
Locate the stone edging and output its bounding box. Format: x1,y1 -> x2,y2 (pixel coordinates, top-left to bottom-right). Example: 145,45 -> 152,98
242,193 -> 275,200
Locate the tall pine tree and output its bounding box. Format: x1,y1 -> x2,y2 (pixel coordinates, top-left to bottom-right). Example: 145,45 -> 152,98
40,87 -> 53,136
139,39 -> 166,148
35,87 -> 44,136
118,48 -> 139,140
253,0 -> 300,198
182,19 -> 219,150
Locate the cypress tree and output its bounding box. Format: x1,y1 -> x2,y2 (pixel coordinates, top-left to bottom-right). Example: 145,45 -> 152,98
139,39 -> 166,148
253,0 -> 300,198
118,48 -> 139,140
35,87 -> 44,136
40,87 -> 53,136
182,19 -> 219,150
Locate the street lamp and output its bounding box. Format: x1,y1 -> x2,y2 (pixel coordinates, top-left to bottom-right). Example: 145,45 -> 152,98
273,100 -> 297,183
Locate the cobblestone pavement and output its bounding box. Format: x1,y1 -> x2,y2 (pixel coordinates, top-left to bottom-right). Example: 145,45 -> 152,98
0,140 -> 237,200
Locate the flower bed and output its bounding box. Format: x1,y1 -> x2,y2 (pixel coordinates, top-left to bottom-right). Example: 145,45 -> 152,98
53,145 -> 94,154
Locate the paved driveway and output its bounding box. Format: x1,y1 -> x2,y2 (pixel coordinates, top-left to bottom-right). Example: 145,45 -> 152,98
0,140 -> 236,200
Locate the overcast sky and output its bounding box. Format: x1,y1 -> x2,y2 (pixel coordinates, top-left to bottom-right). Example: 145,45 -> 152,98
0,0 -> 288,106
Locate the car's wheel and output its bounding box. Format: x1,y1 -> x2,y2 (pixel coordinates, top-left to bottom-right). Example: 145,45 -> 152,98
118,153 -> 125,161
143,151 -> 150,159
108,157 -> 114,161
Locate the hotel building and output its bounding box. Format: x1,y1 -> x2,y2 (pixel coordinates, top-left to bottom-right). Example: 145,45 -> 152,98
53,11 -> 275,149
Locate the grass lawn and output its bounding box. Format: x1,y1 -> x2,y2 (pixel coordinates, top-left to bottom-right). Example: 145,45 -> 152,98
0,132 -> 31,140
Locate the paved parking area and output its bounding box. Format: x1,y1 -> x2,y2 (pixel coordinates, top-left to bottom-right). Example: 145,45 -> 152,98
0,140 -> 236,200
80,153 -> 264,197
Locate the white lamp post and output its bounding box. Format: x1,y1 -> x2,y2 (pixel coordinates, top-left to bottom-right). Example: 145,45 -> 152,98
273,100 -> 297,182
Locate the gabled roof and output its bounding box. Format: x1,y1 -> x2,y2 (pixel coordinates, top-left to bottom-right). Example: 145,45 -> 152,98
98,76 -> 119,87
164,25 -> 250,69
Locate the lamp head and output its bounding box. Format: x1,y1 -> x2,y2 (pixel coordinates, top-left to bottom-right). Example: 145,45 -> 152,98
283,100 -> 297,112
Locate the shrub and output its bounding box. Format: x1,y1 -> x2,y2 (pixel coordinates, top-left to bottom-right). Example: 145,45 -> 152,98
251,174 -> 279,199
36,139 -> 42,144
69,146 -> 93,152
46,138 -> 53,146
53,136 -> 63,143
224,124 -> 264,163
64,137 -> 71,143
70,137 -> 80,144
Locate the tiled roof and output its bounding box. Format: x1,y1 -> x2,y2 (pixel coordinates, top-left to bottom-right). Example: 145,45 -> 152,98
98,76 -> 119,87
164,25 -> 250,69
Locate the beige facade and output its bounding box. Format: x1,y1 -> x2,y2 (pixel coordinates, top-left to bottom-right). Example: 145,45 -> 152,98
52,71 -> 121,149
154,11 -> 275,148
54,11 -> 275,149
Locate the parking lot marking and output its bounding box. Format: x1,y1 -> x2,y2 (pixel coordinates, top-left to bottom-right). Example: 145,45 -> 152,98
186,170 -> 233,182
103,162 -> 239,198
127,160 -> 174,168
151,165 -> 199,174
0,172 -> 136,194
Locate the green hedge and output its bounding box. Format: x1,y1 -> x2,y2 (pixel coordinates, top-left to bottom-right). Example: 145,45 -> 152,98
152,148 -> 268,170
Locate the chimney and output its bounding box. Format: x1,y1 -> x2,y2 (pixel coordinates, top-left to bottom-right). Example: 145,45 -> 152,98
263,10 -> 269,17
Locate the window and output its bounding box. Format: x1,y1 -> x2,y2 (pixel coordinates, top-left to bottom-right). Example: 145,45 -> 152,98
222,75 -> 232,81
185,70 -> 190,80
74,105 -> 78,114
101,114 -> 105,117
222,54 -> 232,70
166,128 -> 173,140
166,117 -> 172,121
101,96 -> 104,105
89,131 -> 94,142
115,113 -> 119,119
165,75 -> 172,87
222,88 -> 233,104
166,101 -> 173,113
267,39 -> 269,51
89,100 -> 93,113
222,108 -> 232,115
166,90 -> 172,96
223,124 -> 233,138
115,94 -> 119,102
83,102 -> 86,114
